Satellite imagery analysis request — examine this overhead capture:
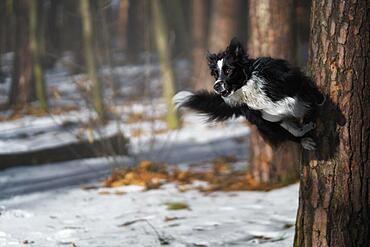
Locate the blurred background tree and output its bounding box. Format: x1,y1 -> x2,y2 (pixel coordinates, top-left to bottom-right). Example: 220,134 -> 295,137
80,0 -> 106,122
247,0 -> 300,186
0,0 -> 312,183
151,0 -> 180,129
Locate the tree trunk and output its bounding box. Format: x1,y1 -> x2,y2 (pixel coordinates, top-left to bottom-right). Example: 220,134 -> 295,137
29,0 -> 48,111
44,0 -> 62,69
166,0 -> 190,57
247,0 -> 299,185
248,0 -> 296,62
294,0 -> 370,246
150,0 -> 180,130
117,0 -> 129,52
8,0 -> 34,109
295,0 -> 311,68
190,0 -> 207,90
199,0 -> 240,90
127,0 -> 146,63
208,0 -> 240,53
79,0 -> 106,122
0,1 -> 5,85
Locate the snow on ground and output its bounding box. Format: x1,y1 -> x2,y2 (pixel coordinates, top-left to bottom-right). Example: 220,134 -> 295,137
0,56 -> 299,246
0,110 -> 298,247
0,172 -> 298,247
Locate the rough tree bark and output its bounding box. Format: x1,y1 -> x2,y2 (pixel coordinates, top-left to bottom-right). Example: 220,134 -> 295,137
79,0 -> 106,122
247,0 -> 299,185
151,0 -> 180,129
294,0 -> 370,246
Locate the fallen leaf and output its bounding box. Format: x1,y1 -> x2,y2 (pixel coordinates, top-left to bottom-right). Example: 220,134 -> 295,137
166,202 -> 189,211
164,216 -> 186,222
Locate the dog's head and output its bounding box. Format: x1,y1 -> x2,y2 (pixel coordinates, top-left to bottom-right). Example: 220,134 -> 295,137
207,38 -> 249,97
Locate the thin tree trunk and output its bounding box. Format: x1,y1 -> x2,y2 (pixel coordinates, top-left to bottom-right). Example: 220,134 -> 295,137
190,0 -> 207,90
117,0 -> 129,51
0,1 -> 5,86
150,0 -> 180,130
8,0 -> 33,109
167,0 -> 190,56
44,0 -> 61,69
294,0 -> 370,246
79,0 -> 106,122
295,0 -> 311,69
29,0 -> 48,111
199,0 -> 240,90
127,0 -> 145,63
247,0 -> 299,185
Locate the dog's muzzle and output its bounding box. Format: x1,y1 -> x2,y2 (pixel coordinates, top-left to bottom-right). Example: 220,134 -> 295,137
213,80 -> 230,97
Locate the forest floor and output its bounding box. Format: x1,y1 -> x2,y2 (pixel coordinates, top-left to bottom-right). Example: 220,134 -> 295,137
0,56 -> 298,246
0,109 -> 298,247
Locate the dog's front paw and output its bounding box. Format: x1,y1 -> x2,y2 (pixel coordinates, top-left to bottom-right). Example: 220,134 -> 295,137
173,91 -> 194,109
302,121 -> 316,133
301,137 -> 316,151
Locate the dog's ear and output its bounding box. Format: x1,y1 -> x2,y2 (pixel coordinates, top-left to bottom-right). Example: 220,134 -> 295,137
206,52 -> 218,67
227,37 -> 245,57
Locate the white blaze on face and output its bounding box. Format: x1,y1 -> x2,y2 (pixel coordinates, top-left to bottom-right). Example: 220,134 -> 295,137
217,59 -> 223,75
214,59 -> 224,86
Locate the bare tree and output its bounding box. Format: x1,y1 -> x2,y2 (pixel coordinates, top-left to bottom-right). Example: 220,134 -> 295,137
117,0 -> 129,52
79,0 -> 106,122
167,0 -> 190,57
150,0 -> 180,129
247,0 -> 299,185
29,0 -> 47,111
127,0 -> 146,63
294,0 -> 370,246
8,0 -> 34,109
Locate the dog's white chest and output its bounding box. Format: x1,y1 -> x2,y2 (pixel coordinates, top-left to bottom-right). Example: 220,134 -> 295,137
223,75 -> 271,110
240,78 -> 269,109
223,74 -> 308,121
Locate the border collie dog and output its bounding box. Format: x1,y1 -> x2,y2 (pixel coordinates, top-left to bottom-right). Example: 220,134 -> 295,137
174,38 -> 325,150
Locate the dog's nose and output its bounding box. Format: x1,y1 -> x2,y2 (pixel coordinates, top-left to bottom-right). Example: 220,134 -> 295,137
214,81 -> 227,94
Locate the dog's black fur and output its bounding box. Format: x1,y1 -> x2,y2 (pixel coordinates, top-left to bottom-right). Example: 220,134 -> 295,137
179,90 -> 304,146
175,38 -> 324,148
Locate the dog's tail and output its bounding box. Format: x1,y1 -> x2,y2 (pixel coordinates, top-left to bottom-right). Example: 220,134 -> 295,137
173,90 -> 242,121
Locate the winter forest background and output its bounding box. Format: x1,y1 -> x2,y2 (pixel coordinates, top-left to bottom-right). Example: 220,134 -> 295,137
0,1 -> 369,247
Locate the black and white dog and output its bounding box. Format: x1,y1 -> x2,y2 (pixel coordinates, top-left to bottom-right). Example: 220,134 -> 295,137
174,38 -> 325,150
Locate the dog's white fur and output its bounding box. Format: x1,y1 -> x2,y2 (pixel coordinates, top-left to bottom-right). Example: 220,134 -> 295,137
173,91 -> 194,109
221,71 -> 314,137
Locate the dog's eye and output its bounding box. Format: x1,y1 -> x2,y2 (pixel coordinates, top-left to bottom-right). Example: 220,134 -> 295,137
225,68 -> 233,75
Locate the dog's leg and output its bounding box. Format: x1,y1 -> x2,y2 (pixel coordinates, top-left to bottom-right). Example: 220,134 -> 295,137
280,120 -> 315,137
300,137 -> 316,150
